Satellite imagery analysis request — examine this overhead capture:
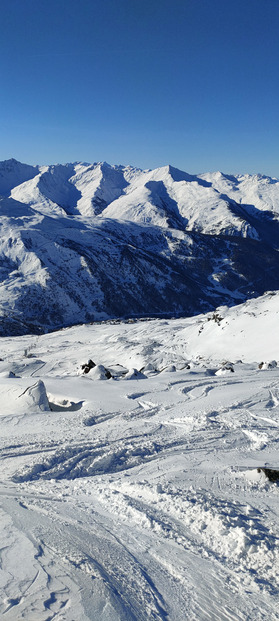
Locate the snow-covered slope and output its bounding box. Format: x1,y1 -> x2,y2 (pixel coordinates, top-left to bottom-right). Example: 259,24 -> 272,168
1,158 -> 279,334
200,170 -> 279,215
0,294 -> 278,620
102,165 -> 261,237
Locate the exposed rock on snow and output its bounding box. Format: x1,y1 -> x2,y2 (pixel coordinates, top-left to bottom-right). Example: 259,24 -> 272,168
258,467 -> 279,482
81,359 -> 96,374
258,360 -> 277,370
215,361 -> 234,375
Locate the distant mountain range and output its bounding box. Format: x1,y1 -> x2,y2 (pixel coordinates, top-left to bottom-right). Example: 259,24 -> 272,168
0,158 -> 279,335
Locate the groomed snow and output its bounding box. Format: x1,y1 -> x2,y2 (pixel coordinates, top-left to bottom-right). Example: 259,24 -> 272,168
0,293 -> 278,619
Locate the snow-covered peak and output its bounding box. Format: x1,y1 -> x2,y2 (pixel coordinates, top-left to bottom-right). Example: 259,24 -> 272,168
0,158 -> 39,197
71,161 -> 129,216
200,170 -> 279,215
100,163 -> 260,237
11,164 -> 80,216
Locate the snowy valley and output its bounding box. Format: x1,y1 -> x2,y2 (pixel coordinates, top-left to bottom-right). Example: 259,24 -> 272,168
0,159 -> 279,620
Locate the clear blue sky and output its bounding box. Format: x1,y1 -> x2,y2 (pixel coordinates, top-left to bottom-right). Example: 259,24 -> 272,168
1,0 -> 279,176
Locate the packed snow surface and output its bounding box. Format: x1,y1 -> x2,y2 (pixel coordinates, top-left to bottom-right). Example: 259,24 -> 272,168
0,294 -> 279,619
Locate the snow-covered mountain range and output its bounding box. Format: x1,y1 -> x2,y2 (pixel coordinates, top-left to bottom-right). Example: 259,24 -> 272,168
1,158 -> 279,334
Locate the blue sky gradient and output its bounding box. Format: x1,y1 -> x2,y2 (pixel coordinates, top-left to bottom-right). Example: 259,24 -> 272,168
1,0 -> 279,175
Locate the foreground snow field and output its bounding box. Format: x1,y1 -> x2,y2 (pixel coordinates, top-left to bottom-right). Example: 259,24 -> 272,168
0,298 -> 279,620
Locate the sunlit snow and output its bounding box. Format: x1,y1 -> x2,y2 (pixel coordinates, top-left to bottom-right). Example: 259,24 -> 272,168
0,295 -> 278,620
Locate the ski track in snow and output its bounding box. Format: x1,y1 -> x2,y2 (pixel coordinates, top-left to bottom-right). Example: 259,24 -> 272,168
0,321 -> 279,620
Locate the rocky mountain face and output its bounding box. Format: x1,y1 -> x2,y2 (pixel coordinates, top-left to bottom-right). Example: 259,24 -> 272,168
0,158 -> 279,335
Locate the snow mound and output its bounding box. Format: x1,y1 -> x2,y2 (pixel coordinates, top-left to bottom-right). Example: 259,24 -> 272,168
124,368 -> 147,380
48,395 -> 84,411
0,379 -> 50,415
85,364 -> 112,380
161,364 -> 177,373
